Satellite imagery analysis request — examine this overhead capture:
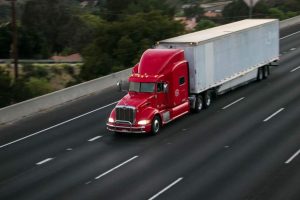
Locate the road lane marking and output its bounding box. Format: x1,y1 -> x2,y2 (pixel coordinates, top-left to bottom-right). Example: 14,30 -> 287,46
285,149 -> 300,164
263,108 -> 284,122
280,30 -> 300,40
95,156 -> 138,180
88,136 -> 102,142
222,97 -> 245,110
0,101 -> 118,149
36,157 -> 54,165
148,177 -> 183,200
290,48 -> 297,51
290,66 -> 300,72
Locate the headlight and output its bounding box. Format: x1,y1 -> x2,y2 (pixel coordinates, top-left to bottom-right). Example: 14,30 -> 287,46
108,117 -> 114,123
138,120 -> 150,125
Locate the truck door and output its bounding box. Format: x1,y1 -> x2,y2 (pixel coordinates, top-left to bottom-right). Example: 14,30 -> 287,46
172,62 -> 189,107
156,82 -> 168,110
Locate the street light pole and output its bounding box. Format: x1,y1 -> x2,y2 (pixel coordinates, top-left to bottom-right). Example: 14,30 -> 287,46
249,0 -> 253,19
8,0 -> 18,80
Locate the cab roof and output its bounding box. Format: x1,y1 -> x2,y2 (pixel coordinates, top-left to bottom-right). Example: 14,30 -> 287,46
136,49 -> 184,76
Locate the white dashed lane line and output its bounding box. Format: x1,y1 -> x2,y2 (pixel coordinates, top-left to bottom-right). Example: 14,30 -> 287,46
94,156 -> 139,180
290,66 -> 300,72
222,97 -> 245,110
148,177 -> 183,200
88,136 -> 102,142
36,158 -> 54,166
285,149 -> 300,164
263,108 -> 285,122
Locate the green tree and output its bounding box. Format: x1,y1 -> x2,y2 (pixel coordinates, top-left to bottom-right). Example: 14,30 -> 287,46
222,0 -> 268,21
0,4 -> 10,23
195,19 -> 216,31
12,77 -> 53,102
25,77 -> 53,97
99,0 -> 132,21
183,4 -> 204,19
99,0 -> 175,21
80,11 -> 184,80
20,0 -> 98,57
268,8 -> 286,20
0,67 -> 12,107
0,23 -> 11,58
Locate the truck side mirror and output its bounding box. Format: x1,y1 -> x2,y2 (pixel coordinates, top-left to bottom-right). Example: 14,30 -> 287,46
117,81 -> 122,92
163,83 -> 169,93
117,80 -> 128,92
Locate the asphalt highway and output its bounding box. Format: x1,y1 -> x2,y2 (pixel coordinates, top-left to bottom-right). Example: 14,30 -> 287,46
0,23 -> 300,200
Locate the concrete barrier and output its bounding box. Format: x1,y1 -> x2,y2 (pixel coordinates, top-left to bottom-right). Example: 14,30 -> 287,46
280,15 -> 300,29
1,16 -> 300,125
0,68 -> 132,124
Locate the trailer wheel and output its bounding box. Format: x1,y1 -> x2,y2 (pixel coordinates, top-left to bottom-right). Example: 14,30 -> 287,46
263,66 -> 270,79
151,115 -> 161,135
257,67 -> 264,81
203,91 -> 212,108
194,95 -> 203,113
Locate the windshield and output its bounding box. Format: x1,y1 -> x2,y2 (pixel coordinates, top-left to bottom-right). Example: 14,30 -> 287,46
129,82 -> 155,93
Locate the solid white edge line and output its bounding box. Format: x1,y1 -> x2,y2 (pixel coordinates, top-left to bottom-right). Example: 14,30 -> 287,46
36,157 -> 54,165
290,66 -> 300,72
285,149 -> 300,164
0,101 -> 118,149
148,177 -> 183,200
95,156 -> 138,180
263,108 -> 285,122
88,136 -> 102,142
280,30 -> 300,40
222,97 -> 245,110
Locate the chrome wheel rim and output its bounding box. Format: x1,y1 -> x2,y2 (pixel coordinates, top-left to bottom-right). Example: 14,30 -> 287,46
153,119 -> 160,133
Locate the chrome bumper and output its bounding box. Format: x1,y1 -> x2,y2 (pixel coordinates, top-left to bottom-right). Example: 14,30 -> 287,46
106,123 -> 146,133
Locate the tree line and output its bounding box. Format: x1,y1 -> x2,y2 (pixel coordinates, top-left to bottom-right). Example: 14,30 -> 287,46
0,0 -> 300,108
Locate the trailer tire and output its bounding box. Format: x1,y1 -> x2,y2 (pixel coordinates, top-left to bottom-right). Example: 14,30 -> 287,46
203,91 -> 212,108
263,66 -> 270,79
257,67 -> 264,81
194,95 -> 204,113
151,115 -> 161,135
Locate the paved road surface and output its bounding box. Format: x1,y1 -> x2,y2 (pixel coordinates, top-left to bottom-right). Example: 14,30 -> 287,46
0,24 -> 300,200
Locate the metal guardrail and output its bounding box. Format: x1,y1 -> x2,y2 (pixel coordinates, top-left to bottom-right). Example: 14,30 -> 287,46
0,16 -> 300,125
0,59 -> 83,64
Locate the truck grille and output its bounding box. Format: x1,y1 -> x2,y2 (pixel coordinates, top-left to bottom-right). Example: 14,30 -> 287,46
115,106 -> 135,124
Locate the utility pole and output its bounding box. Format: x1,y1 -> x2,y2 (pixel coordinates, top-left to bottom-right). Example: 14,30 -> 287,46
8,0 -> 18,80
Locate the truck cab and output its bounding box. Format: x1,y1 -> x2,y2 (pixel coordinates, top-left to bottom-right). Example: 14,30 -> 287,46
107,49 -> 190,134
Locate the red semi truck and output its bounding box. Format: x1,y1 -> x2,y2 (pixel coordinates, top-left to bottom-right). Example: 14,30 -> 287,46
107,19 -> 279,134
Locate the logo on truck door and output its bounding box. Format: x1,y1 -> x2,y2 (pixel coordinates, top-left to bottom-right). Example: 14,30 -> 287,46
175,89 -> 179,97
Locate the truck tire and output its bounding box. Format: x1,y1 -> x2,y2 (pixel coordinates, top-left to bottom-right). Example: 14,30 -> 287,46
257,67 -> 264,81
194,95 -> 203,113
263,66 -> 270,79
203,91 -> 212,108
151,116 -> 161,135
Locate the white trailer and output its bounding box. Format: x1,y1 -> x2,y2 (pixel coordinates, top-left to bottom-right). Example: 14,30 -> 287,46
156,19 -> 279,96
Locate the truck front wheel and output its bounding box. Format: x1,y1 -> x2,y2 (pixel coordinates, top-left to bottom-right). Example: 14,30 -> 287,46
151,116 -> 161,135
